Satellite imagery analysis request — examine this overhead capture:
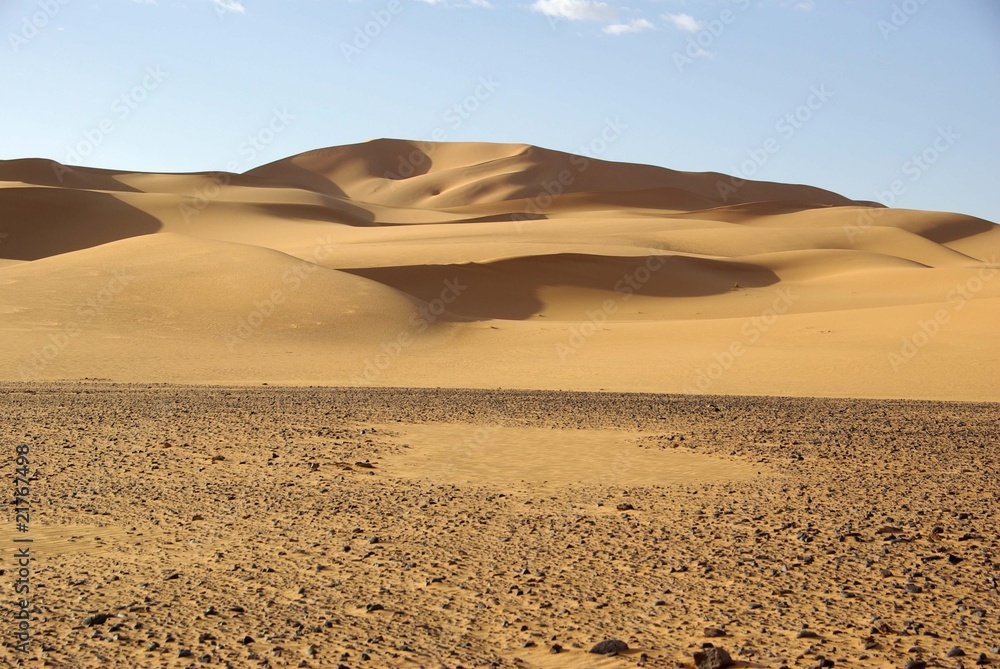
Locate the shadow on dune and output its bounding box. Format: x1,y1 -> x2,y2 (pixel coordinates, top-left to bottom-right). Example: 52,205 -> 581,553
242,159 -> 353,198
344,253 -> 779,320
914,214 -> 998,244
249,201 -> 377,227
0,159 -> 142,193
0,188 -> 161,260
244,139 -> 435,196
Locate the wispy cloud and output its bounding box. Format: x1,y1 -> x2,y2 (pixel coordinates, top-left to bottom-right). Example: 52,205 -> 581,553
530,0 -> 618,23
664,12 -> 703,32
604,17 -> 654,35
421,0 -> 493,6
211,0 -> 245,14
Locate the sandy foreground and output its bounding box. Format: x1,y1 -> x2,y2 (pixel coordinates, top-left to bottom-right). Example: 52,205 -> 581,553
1,383 -> 998,668
1,139 -> 998,399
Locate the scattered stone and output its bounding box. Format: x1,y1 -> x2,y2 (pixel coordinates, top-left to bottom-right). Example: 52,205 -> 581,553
876,526 -> 904,534
694,646 -> 734,669
590,639 -> 629,655
82,614 -> 110,627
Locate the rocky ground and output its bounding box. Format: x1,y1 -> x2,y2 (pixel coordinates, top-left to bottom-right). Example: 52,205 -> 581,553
1,384 -> 998,669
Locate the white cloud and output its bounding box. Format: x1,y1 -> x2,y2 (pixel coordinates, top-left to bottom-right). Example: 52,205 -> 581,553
421,0 -> 493,6
530,0 -> 618,23
211,0 -> 245,14
604,17 -> 654,35
664,12 -> 703,32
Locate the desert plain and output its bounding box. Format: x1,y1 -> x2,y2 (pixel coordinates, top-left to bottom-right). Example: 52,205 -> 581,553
0,140 -> 998,668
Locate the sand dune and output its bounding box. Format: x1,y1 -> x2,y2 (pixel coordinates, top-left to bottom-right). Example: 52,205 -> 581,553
1,139 -> 997,399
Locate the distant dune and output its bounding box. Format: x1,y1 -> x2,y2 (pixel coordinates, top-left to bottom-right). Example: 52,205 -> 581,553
1,139 -> 997,399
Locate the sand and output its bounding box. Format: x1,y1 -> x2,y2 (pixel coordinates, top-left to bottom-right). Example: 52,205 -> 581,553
0,384 -> 998,668
1,141 -> 998,667
1,139 -> 997,400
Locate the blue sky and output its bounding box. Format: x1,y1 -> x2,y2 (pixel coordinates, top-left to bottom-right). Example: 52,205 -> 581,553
3,0 -> 999,222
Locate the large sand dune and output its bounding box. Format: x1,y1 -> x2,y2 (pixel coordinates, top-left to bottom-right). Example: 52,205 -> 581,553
1,139 -> 997,399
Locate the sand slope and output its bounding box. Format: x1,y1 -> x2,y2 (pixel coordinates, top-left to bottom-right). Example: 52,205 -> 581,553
1,139 -> 997,399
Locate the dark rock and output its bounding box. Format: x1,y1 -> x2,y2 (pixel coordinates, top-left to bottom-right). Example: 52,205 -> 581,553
905,661 -> 927,669
82,614 -> 110,627
365,603 -> 384,613
590,639 -> 629,655
616,503 -> 635,511
948,648 -> 966,658
797,630 -> 821,639
179,649 -> 193,658
550,644 -> 562,654
906,584 -> 924,594
694,646 -> 734,669
876,526 -> 903,534
704,627 -> 727,638
241,636 -> 254,645
976,654 -> 990,666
